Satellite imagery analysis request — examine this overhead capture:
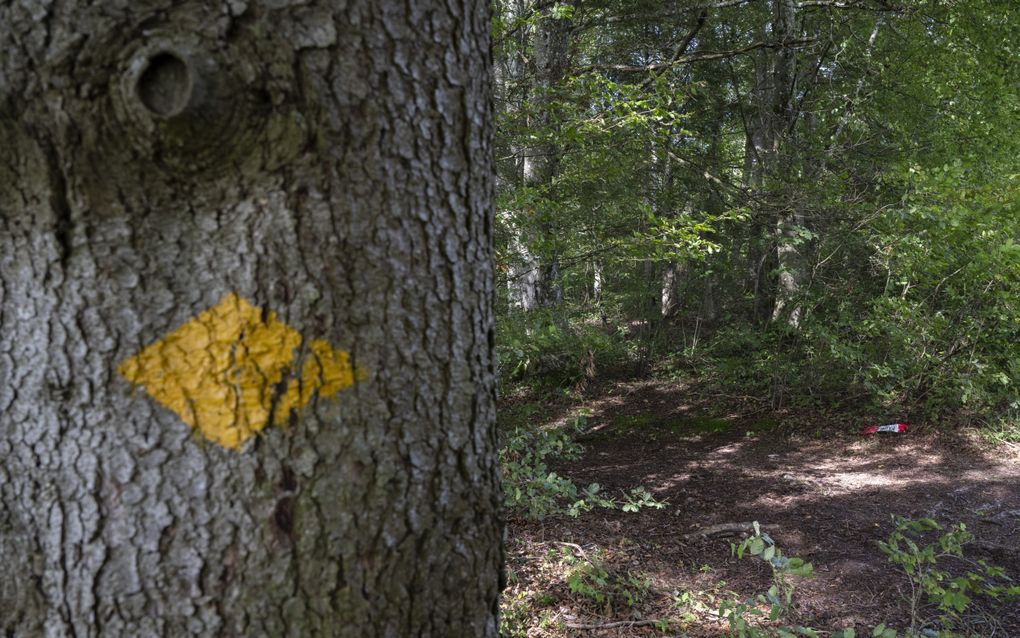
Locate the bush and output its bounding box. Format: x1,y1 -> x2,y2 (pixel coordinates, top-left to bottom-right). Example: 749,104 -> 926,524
559,546 -> 651,613
499,414 -> 665,520
499,418 -> 587,520
496,309 -> 633,388
878,517 -> 1020,636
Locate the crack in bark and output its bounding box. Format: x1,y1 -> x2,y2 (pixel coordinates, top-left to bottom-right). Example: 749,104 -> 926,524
39,136 -> 75,270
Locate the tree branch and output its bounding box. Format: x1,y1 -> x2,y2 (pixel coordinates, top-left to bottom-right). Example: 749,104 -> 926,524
588,38 -> 817,74
797,0 -> 903,9
600,0 -> 760,24
639,8 -> 709,90
564,619 -> 675,630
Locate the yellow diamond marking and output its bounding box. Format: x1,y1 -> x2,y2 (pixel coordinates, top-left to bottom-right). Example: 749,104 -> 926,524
119,292 -> 361,449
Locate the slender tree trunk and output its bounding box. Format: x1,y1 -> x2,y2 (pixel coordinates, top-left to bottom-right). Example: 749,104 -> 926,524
642,258 -> 660,323
740,0 -> 803,328
592,260 -> 604,305
769,0 -> 805,328
0,2 -> 501,636
521,1 -> 570,308
661,260 -> 686,319
700,273 -> 719,324
507,227 -> 540,311
650,137 -> 687,320
659,183 -> 688,321
499,0 -> 541,312
826,19 -> 883,156
742,45 -> 773,324
771,208 -> 806,328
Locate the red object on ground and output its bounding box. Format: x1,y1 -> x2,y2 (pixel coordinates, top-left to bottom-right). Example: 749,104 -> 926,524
862,423 -> 910,435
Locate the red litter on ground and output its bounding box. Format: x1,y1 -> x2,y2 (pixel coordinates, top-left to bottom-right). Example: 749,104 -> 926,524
862,423 -> 910,435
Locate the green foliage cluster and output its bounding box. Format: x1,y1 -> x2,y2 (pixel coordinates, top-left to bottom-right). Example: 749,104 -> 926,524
718,518 -> 1020,638
498,414 -> 665,519
496,310 -> 633,387
559,546 -> 651,612
771,165 -> 1020,418
500,517 -> 1018,637
723,523 -> 817,638
497,591 -> 531,638
878,517 -> 1020,636
718,519 -> 1019,638
499,417 -> 586,520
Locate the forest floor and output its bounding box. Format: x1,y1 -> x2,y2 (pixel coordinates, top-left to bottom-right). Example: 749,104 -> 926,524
500,379 -> 1020,638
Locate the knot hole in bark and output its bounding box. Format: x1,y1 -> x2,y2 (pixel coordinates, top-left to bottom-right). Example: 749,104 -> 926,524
136,51 -> 192,117
116,41 -> 243,174
109,35 -> 309,179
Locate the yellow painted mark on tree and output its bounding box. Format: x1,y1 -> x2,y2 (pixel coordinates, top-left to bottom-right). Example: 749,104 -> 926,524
118,292 -> 361,449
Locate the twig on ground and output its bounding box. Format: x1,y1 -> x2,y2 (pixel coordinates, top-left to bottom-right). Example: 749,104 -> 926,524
554,541 -> 592,562
682,521 -> 758,540
971,540 -> 1020,556
563,618 -> 672,630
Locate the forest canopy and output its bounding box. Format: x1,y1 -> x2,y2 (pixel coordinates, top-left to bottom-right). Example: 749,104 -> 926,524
493,0 -> 1020,422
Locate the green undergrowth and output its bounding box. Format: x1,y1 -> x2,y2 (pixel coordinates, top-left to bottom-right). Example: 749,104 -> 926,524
499,412 -> 666,520
496,309 -> 637,390
560,545 -> 652,612
979,411 -> 1020,446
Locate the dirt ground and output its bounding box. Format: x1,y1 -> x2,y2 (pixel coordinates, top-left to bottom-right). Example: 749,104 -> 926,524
502,380 -> 1020,637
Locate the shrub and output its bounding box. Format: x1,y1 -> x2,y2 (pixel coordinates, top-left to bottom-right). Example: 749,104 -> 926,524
877,517 -> 1020,636
499,414 -> 665,520
496,309 -> 632,388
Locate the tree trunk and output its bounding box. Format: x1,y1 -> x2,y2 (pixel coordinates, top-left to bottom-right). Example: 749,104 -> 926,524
768,0 -> 805,329
521,1 -> 570,308
592,259 -> 604,305
740,0 -> 804,328
0,2 -> 501,637
497,0 -> 540,312
661,260 -> 686,319
771,208 -> 806,328
507,225 -> 540,311
742,64 -> 773,324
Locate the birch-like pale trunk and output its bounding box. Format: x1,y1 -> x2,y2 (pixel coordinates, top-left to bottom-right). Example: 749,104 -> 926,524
499,0 -> 541,312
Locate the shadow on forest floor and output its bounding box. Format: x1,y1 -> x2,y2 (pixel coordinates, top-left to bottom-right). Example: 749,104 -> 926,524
502,379 -> 1020,637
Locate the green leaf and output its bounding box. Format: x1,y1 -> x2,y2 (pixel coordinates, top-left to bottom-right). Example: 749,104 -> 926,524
749,537 -> 765,556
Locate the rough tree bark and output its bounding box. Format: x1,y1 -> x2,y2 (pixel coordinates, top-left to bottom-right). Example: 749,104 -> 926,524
0,2 -> 501,637
767,0 -> 804,329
